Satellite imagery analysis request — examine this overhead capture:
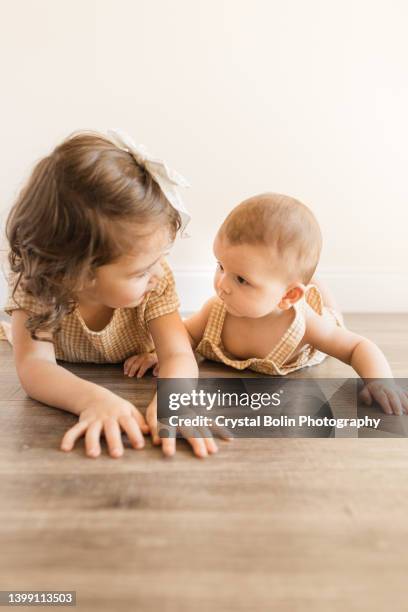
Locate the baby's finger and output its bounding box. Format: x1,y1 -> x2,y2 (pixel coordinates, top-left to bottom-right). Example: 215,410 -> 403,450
387,390 -> 403,415
400,392 -> 408,414
85,420 -> 103,458
61,419 -> 90,452
359,386 -> 372,406
119,415 -> 145,449
153,364 -> 159,376
373,389 -> 392,415
104,418 -> 124,458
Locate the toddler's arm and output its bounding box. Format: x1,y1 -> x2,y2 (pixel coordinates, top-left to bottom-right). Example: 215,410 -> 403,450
146,308 -> 227,458
303,307 -> 408,415
127,296 -> 218,377
11,310 -> 148,458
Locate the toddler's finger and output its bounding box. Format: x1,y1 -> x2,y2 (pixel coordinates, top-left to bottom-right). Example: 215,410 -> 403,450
211,423 -> 234,441
187,435 -> 208,458
104,418 -> 124,458
132,408 -> 150,434
61,419 -> 90,452
128,359 -> 143,377
124,356 -> 137,376
119,415 -> 145,449
205,437 -> 218,454
161,437 -> 176,457
152,424 -> 163,445
137,360 -> 151,378
85,420 -> 103,458
197,426 -> 218,453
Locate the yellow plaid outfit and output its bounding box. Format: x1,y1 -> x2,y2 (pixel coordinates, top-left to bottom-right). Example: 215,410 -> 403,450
196,285 -> 343,375
0,260 -> 179,364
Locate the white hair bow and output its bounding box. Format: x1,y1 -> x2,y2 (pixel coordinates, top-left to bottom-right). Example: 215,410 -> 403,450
107,128 -> 191,237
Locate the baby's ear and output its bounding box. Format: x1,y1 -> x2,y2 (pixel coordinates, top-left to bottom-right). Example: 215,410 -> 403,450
278,284 -> 305,310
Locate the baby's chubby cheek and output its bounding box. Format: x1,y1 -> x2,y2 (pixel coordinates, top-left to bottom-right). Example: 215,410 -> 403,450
247,297 -> 277,318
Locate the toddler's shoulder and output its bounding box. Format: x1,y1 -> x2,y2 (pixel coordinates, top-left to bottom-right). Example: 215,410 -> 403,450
143,259 -> 180,323
3,271 -> 46,316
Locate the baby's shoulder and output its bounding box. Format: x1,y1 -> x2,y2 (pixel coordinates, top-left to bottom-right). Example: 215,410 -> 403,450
194,295 -> 220,325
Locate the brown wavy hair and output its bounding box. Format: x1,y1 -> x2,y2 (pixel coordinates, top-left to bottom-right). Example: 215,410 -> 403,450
6,131 -> 181,340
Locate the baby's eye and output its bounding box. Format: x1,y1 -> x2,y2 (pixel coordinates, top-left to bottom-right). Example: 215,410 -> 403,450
236,276 -> 248,285
216,262 -> 224,272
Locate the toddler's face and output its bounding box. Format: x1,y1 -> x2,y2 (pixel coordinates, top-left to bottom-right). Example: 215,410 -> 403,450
213,233 -> 294,318
80,225 -> 173,309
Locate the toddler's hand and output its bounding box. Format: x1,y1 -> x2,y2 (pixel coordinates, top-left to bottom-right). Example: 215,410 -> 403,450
60,391 -> 149,458
124,352 -> 159,378
145,400 -> 232,459
359,380 -> 408,415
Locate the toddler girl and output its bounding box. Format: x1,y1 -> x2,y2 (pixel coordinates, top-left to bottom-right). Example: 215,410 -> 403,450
0,129 -> 219,459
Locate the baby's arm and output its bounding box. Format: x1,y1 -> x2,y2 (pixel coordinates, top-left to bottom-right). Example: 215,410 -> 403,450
11,310 -> 148,457
303,307 -> 408,415
183,296 -> 218,348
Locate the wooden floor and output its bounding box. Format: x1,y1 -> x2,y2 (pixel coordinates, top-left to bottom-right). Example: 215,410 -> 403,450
1,313 -> 408,612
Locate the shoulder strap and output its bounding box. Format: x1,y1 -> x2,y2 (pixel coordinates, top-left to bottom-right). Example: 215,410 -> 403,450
201,298 -> 227,345
304,284 -> 324,315
267,304 -> 306,367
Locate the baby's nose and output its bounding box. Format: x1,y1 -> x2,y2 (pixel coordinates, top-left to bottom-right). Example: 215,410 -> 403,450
217,274 -> 231,295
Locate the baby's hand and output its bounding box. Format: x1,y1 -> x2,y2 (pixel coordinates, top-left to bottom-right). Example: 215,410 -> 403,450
60,391 -> 149,458
124,352 -> 159,378
359,380 -> 408,415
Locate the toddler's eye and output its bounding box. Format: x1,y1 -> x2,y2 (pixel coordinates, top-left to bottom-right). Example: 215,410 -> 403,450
236,276 -> 248,285
217,262 -> 224,272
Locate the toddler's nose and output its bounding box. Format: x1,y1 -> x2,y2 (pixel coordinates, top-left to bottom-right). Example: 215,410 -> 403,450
151,259 -> 165,280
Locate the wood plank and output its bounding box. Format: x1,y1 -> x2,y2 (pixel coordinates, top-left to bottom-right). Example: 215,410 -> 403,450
0,313 -> 407,611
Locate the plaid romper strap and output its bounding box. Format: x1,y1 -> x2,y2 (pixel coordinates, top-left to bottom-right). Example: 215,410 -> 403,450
201,298 -> 227,345
267,284 -> 325,372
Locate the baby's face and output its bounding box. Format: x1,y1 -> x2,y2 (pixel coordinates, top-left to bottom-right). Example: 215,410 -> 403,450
79,225 -> 173,309
213,233 -> 292,318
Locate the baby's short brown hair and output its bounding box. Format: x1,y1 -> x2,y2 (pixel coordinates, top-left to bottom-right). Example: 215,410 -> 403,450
219,193 -> 322,284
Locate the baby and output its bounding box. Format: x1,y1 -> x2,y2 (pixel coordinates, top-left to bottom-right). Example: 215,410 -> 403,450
132,193 -> 408,416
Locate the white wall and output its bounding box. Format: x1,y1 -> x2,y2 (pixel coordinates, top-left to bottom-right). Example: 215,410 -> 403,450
1,0 -> 407,311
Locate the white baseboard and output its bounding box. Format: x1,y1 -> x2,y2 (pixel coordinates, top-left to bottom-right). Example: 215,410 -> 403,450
173,267 -> 408,313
